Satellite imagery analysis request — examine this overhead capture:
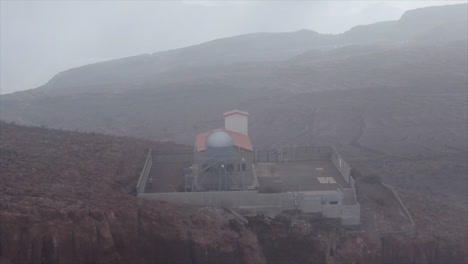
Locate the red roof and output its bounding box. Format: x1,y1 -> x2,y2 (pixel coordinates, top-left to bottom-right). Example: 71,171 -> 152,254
196,128 -> 253,152
223,110 -> 249,116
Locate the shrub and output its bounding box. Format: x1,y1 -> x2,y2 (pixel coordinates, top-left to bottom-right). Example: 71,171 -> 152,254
373,196 -> 388,207
361,174 -> 382,184
350,168 -> 363,179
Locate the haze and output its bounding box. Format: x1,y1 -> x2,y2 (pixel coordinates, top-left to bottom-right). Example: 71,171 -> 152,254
0,0 -> 465,95
1,2 -> 467,262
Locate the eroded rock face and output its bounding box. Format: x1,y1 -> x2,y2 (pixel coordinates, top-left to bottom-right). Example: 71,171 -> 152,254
0,202 -> 268,264
380,235 -> 467,264
247,215 -> 338,264
1,201 -> 467,264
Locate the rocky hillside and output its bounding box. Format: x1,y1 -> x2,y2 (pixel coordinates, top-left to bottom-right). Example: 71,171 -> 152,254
0,122 -> 263,263
0,4 -> 467,262
1,41 -> 466,148
1,122 -> 466,264
1,4 -> 466,146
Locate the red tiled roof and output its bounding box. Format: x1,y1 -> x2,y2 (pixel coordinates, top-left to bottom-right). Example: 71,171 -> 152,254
223,110 -> 249,116
196,128 -> 253,152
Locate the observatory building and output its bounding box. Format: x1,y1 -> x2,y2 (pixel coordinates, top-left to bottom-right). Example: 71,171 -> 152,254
137,110 -> 361,226
189,110 -> 255,192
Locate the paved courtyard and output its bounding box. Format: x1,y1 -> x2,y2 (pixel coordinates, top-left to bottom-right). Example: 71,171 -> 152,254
254,160 -> 356,204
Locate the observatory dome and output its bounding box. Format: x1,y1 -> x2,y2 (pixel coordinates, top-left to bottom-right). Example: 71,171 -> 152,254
206,130 -> 234,148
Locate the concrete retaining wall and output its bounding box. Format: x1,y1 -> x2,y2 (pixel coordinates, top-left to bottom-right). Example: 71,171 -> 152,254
301,191 -> 344,205
300,198 -> 322,213
138,191 -> 294,209
322,204 -> 360,225
341,204 -> 361,225
138,190 -> 359,225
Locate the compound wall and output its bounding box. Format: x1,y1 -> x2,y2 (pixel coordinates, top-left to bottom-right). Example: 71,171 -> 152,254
137,146 -> 360,225
138,191 -> 294,210
136,148 -> 194,194
138,190 -> 359,225
136,150 -> 153,194
331,149 -> 352,184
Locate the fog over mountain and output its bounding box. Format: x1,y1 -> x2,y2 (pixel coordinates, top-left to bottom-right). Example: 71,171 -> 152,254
1,3 -> 468,263
1,1 -> 465,94
1,3 -> 466,160
1,3 -> 467,143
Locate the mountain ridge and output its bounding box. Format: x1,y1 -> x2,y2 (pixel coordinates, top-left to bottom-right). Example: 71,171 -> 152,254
0,4 -> 467,261
3,3 -> 465,95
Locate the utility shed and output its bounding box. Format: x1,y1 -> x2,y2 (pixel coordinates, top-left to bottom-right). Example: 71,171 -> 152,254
224,110 -> 249,136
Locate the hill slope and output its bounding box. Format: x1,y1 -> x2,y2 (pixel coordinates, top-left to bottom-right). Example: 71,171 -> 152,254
1,4 -> 466,141
1,122 -> 466,263
0,3 -> 467,249
0,122 -> 267,263
2,43 -> 466,153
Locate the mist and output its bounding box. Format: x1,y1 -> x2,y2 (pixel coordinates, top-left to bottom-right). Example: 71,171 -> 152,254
1,2 -> 467,263
1,0 -> 464,94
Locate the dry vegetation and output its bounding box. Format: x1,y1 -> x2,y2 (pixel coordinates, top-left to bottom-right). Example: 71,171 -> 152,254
0,122 -> 269,263
0,121 -> 466,264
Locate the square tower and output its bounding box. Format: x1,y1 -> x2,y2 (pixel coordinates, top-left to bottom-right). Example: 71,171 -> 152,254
224,110 -> 249,135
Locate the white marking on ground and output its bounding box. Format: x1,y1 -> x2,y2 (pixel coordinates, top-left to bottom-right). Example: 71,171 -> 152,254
317,177 -> 336,184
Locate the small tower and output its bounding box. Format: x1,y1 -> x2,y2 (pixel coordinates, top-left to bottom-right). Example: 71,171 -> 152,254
224,110 -> 249,135
191,110 -> 254,192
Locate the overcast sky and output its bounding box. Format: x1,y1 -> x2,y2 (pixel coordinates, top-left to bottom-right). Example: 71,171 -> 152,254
1,1 -> 466,94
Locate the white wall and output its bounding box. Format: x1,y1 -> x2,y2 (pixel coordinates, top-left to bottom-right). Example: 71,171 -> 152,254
225,114 -> 248,135
138,191 -> 360,225
138,191 -> 291,208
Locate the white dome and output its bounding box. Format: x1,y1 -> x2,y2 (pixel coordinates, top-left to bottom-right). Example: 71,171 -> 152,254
206,130 -> 234,148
